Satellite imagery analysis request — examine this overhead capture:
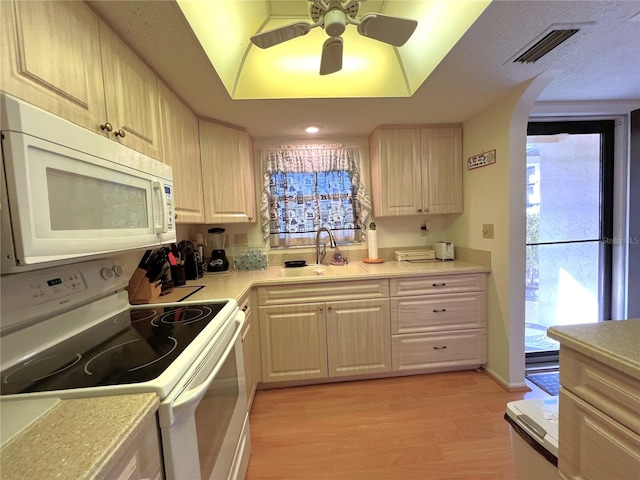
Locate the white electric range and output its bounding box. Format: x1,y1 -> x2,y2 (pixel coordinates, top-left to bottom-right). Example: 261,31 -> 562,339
0,258 -> 251,480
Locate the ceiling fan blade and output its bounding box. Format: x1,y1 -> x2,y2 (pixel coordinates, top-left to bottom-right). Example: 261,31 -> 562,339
250,22 -> 311,49
320,37 -> 343,75
356,13 -> 418,47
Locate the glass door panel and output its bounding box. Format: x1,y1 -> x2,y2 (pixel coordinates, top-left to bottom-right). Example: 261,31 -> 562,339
525,121 -> 614,359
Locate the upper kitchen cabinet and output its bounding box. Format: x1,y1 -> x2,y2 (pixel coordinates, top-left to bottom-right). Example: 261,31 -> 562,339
98,19 -> 160,158
370,126 -> 463,216
0,1 -> 106,128
0,1 -> 161,159
157,81 -> 204,223
199,120 -> 257,224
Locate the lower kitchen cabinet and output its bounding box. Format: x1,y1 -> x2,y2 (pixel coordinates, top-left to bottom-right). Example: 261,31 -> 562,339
239,289 -> 260,409
326,298 -> 390,377
557,346 -> 640,479
109,414 -> 163,480
389,274 -> 487,373
259,303 -> 328,382
257,280 -> 390,384
255,273 -> 488,386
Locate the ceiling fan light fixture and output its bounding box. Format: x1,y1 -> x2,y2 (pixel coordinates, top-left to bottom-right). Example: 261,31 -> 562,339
324,9 -> 347,37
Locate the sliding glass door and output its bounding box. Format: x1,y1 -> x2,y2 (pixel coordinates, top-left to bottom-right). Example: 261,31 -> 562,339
525,120 -> 614,362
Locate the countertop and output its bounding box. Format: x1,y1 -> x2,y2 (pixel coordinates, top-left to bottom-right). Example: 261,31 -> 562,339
547,318 -> 640,381
178,259 -> 491,303
0,393 -> 159,480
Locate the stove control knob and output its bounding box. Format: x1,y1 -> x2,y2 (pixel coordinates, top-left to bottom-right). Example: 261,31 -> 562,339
112,265 -> 125,277
100,267 -> 114,280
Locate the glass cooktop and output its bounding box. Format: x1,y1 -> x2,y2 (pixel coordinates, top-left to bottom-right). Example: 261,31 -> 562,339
0,302 -> 228,395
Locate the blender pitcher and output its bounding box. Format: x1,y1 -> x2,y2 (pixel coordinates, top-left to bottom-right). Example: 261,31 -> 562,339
207,227 -> 229,272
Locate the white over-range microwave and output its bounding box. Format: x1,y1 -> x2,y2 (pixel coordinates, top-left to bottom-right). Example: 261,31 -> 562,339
0,94 -> 176,273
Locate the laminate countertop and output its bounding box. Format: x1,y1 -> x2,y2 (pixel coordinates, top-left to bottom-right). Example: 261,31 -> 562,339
547,318 -> 640,380
174,259 -> 491,304
0,393 -> 159,480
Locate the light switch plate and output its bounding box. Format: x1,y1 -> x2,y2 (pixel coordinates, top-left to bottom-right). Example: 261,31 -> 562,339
482,224 -> 494,239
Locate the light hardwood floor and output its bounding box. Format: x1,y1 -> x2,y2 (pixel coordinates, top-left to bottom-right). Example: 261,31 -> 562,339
246,370 -> 549,480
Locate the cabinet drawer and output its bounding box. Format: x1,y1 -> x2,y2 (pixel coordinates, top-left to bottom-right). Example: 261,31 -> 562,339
391,329 -> 486,372
559,388 -> 640,479
258,279 -> 389,305
560,347 -> 640,435
390,292 -> 486,334
390,274 -> 486,296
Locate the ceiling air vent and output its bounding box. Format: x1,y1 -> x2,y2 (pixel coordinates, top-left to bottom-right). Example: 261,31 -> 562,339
507,23 -> 593,65
514,28 -> 579,63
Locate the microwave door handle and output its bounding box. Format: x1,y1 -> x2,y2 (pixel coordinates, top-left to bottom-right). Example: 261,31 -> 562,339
170,319 -> 243,414
152,181 -> 167,234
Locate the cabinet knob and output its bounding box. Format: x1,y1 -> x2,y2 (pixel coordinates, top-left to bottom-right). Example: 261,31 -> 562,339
319,306 -> 324,311
115,129 -> 126,138
328,306 -> 332,310
417,208 -> 422,213
100,122 -> 113,132
425,207 -> 430,213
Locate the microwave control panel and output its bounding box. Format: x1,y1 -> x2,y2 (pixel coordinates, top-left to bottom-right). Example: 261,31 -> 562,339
165,184 -> 174,230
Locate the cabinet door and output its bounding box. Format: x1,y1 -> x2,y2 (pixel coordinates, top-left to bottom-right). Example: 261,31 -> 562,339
326,298 -> 391,377
559,389 -> 640,480
99,20 -> 160,158
259,303 -> 327,383
421,127 -> 462,213
199,120 -> 257,223
108,415 -> 163,480
0,0 -> 106,130
370,128 -> 423,216
240,290 -> 260,409
157,81 -> 204,223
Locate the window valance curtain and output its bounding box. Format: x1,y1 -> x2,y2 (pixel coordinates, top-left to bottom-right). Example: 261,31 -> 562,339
260,144 -> 371,247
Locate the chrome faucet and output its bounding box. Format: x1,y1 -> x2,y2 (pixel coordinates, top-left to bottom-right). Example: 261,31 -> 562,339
316,226 -> 337,264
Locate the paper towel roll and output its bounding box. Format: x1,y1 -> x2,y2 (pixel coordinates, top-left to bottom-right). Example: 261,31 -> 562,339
367,230 -> 378,260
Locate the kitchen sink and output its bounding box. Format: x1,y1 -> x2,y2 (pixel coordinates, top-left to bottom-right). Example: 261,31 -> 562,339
275,264 -> 368,278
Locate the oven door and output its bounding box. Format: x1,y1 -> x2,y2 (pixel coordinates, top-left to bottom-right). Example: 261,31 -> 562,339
158,311 -> 250,480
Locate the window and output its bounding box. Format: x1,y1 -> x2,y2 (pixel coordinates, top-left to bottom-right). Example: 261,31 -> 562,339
260,144 -> 370,248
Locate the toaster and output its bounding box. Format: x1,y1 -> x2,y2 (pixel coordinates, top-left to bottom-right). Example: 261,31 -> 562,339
434,242 -> 455,260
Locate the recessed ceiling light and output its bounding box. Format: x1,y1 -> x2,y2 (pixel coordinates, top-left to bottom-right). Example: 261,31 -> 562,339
305,126 -> 320,134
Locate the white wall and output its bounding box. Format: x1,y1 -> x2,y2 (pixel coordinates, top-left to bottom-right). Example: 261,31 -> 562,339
448,73 -> 556,389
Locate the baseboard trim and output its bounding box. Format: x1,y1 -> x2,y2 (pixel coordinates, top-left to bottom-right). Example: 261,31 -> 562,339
481,366 -> 530,392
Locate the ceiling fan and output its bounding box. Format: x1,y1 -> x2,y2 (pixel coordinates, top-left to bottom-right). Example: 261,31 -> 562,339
250,0 -> 418,75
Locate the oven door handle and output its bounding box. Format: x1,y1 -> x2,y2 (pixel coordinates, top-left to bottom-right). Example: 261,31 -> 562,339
171,319 -> 243,414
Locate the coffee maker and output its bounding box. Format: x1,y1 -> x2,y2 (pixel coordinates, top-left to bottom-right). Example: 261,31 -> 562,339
207,227 -> 229,272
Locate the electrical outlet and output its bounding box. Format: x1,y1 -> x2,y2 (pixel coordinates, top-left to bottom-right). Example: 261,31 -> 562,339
482,224 -> 494,239
420,223 -> 429,237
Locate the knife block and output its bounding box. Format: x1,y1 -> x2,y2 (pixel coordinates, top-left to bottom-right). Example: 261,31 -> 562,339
127,268 -> 162,304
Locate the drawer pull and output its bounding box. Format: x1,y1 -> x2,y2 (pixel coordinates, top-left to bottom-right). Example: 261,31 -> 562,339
242,305 -> 248,312
433,346 -> 447,350
432,283 -> 447,287
432,308 -> 447,313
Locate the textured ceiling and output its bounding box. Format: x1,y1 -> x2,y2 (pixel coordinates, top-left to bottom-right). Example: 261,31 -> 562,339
89,1 -> 640,138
